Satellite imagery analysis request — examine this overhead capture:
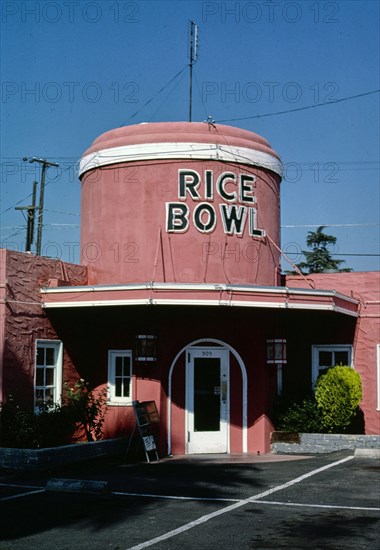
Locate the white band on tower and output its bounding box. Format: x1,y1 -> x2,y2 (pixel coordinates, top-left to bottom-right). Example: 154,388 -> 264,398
79,142 -> 283,178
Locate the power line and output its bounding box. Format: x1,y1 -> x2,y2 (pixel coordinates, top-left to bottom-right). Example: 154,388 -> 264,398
148,69 -> 188,122
121,64 -> 189,126
45,223 -> 80,227
44,209 -> 80,216
1,67 -> 192,216
215,89 -> 380,123
286,161 -> 378,165
282,223 -> 379,228
286,253 -> 380,257
1,80 -> 378,220
0,228 -> 25,240
0,225 -> 24,230
0,161 -> 74,216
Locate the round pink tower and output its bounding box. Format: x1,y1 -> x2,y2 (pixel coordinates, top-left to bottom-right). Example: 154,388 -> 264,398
79,122 -> 283,286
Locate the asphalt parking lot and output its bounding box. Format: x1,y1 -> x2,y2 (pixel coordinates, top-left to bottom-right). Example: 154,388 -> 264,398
0,450 -> 379,549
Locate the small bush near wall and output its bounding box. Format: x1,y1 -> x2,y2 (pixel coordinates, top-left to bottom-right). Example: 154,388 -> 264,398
315,366 -> 362,433
0,399 -> 75,448
0,399 -> 36,448
273,396 -> 323,433
274,366 -> 364,435
0,379 -> 108,449
64,379 -> 108,442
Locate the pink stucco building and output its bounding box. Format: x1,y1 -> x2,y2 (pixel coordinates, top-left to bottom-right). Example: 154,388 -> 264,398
1,122 -> 379,454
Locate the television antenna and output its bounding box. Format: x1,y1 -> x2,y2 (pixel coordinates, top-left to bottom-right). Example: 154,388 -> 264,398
188,20 -> 199,122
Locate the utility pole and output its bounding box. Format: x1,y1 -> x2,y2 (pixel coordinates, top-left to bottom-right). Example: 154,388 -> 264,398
23,157 -> 60,255
15,180 -> 38,252
29,180 -> 38,250
188,21 -> 199,122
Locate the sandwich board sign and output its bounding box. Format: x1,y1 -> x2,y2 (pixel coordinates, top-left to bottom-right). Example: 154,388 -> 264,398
131,400 -> 159,462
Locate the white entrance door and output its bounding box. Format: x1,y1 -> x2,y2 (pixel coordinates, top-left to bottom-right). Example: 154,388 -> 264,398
186,347 -> 229,454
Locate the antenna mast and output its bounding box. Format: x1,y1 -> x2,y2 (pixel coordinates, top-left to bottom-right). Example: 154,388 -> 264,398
188,20 -> 199,122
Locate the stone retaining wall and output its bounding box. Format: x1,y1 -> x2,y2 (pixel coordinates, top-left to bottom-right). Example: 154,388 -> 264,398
0,438 -> 127,471
271,433 -> 380,454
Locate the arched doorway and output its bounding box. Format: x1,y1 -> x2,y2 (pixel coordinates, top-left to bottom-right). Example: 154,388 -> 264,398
167,338 -> 247,455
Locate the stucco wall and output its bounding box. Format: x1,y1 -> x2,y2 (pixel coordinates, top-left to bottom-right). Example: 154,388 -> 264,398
286,272 -> 380,435
0,249 -> 87,405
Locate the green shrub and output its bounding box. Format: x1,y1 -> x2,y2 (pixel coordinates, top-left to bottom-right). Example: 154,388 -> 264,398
34,403 -> 76,447
64,379 -> 108,442
0,378 -> 108,448
273,396 -> 323,433
0,399 -> 76,448
315,366 -> 362,433
0,398 -> 37,448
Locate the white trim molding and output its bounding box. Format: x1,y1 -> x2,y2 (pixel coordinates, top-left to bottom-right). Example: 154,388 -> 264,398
311,345 -> 353,386
41,297 -> 358,316
41,281 -> 359,317
107,349 -> 133,405
34,339 -> 63,410
79,142 -> 283,178
41,281 -> 359,302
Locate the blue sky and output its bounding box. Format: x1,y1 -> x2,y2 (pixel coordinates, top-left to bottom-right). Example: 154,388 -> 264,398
1,0 -> 379,271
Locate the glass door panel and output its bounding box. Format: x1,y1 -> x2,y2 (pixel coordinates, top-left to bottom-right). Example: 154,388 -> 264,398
194,358 -> 220,432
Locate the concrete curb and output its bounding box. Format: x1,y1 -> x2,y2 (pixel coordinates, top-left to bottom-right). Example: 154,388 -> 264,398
354,448 -> 380,459
46,478 -> 109,494
272,433 -> 380,455
0,437 -> 127,471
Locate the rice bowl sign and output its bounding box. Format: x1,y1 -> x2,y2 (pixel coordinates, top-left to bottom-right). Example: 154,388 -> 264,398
166,169 -> 265,237
79,122 -> 283,285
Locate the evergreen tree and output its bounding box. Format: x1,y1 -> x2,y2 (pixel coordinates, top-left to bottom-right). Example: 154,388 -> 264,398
293,226 -> 352,274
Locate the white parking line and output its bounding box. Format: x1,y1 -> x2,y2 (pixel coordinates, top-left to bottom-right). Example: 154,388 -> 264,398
0,482 -> 44,489
256,500 -> 380,512
0,489 -> 46,502
126,455 -> 355,550
112,492 -> 380,511
113,491 -> 240,502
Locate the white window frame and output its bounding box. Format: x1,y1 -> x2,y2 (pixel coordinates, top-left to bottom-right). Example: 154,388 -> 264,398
377,344 -> 380,411
108,350 -> 133,405
34,339 -> 63,410
311,345 -> 353,386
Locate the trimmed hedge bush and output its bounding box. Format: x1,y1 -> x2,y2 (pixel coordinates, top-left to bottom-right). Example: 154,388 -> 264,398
315,365 -> 362,433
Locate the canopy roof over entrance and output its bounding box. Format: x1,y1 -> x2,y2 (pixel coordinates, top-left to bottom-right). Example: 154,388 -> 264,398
41,282 -> 358,317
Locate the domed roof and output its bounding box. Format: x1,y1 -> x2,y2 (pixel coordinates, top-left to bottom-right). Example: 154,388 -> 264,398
80,122 -> 282,178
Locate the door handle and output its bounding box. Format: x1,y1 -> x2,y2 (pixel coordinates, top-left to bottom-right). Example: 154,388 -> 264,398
221,381 -> 227,402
